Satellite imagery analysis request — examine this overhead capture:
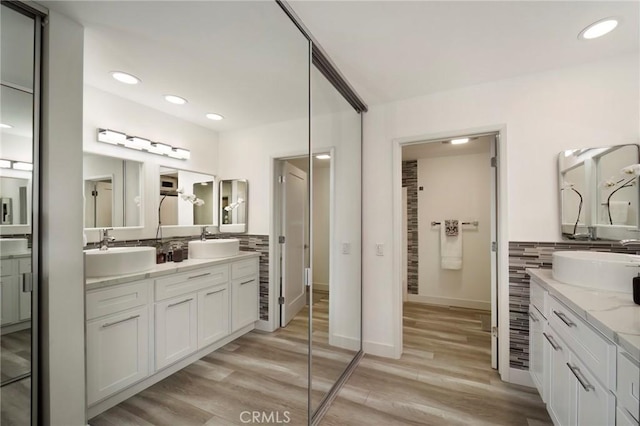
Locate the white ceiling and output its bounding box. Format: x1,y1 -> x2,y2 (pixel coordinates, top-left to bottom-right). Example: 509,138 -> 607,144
289,1 -> 639,105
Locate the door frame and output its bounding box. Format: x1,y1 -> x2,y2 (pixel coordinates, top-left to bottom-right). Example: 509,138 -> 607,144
391,125 -> 510,382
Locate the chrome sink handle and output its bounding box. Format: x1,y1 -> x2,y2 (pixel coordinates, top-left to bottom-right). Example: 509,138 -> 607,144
99,228 -> 116,251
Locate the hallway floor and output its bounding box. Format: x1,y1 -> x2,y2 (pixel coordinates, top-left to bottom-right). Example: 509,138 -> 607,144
320,302 -> 552,426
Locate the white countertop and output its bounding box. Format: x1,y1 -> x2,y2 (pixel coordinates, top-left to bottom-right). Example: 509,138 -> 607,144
86,252 -> 260,291
0,251 -> 31,260
527,268 -> 640,361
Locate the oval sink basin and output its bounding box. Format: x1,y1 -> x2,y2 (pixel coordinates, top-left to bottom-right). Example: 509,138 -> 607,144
0,238 -> 28,255
189,239 -> 239,259
552,251 -> 640,293
85,246 -> 156,278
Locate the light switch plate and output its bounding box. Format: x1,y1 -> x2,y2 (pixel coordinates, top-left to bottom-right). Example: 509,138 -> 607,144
376,243 -> 384,256
342,243 -> 351,255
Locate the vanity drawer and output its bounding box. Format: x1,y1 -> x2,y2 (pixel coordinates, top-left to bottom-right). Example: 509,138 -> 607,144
617,350 -> 640,422
155,265 -> 228,301
530,278 -> 547,319
231,258 -> 258,280
87,280 -> 151,320
548,296 -> 616,390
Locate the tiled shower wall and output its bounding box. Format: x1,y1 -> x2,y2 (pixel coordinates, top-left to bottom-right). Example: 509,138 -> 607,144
509,240 -> 640,369
85,233 -> 270,321
402,160 -> 419,294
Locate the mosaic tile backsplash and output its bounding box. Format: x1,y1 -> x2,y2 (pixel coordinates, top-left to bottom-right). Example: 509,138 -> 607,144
402,160 -> 418,295
85,234 -> 270,321
509,240 -> 640,370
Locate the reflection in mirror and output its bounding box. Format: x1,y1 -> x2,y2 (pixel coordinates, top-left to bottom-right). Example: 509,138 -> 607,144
83,153 -> 142,228
0,176 -> 30,225
159,167 -> 215,226
559,144 -> 640,241
219,179 -> 247,233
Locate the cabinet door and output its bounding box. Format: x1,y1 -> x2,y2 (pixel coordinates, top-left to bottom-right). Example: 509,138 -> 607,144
198,285 -> 229,349
18,258 -> 31,321
231,276 -> 258,332
0,275 -> 19,325
529,305 -> 545,401
155,294 -> 198,370
569,354 -> 615,426
546,328 -> 572,426
86,306 -> 149,405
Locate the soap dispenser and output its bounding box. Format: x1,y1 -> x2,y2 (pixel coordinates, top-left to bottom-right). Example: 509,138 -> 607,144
634,273 -> 640,305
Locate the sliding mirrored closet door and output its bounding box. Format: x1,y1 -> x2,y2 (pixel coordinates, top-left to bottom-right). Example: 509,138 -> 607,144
309,65 -> 363,416
0,2 -> 42,425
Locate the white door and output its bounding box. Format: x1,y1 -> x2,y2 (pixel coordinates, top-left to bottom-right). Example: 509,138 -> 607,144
197,285 -> 229,349
232,276 -> 259,331
280,161 -> 308,327
155,294 -> 198,369
490,134 -> 499,369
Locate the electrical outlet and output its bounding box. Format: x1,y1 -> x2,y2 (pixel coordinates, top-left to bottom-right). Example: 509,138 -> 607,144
342,243 -> 351,255
376,243 -> 384,256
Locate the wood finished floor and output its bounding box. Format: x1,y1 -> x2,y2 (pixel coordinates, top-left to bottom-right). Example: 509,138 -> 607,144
320,303 -> 552,426
1,328 -> 31,383
90,302 -> 551,426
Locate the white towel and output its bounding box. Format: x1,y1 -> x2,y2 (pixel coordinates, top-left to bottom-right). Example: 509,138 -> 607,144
440,220 -> 462,270
610,201 -> 629,224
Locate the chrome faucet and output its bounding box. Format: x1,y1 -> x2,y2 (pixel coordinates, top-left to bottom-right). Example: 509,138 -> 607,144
200,226 -> 211,241
99,228 -> 116,251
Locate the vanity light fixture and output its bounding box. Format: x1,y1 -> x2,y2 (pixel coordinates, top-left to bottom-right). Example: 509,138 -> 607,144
12,162 -> 33,171
451,138 -> 469,145
164,95 -> 188,105
0,160 -> 11,168
206,113 -> 224,121
0,123 -> 12,129
110,71 -> 141,85
578,18 -> 619,40
316,154 -> 331,160
97,128 -> 191,160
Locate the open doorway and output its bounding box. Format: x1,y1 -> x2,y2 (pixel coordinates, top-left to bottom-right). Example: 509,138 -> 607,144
274,154 -> 332,328
400,133 -> 499,370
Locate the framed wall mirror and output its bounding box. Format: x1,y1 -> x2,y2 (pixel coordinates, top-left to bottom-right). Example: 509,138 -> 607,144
559,144 -> 640,241
219,179 -> 247,233
159,166 -> 216,227
83,153 -> 143,229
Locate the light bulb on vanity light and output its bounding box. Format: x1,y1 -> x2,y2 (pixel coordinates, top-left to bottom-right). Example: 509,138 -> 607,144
98,129 -> 127,145
168,148 -> 191,160
149,142 -> 173,155
125,136 -> 151,151
12,162 -> 33,171
0,160 -> 11,168
451,138 -> 469,145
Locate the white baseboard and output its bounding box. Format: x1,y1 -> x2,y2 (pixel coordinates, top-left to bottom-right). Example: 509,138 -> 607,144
407,294 -> 491,311
507,367 -> 535,388
1,320 -> 30,335
329,333 -> 360,351
254,319 -> 276,332
363,340 -> 401,359
313,282 -> 329,292
87,323 -> 255,419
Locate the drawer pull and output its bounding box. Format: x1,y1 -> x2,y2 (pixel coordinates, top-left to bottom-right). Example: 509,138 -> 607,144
206,289 -> 225,296
188,272 -> 211,280
528,311 -> 539,322
102,315 -> 140,329
543,332 -> 561,351
553,310 -> 576,327
567,363 -> 594,392
240,279 -> 254,285
168,297 -> 193,308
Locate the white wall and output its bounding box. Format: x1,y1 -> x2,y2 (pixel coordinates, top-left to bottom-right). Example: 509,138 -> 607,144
41,10 -> 86,425
82,85 -> 220,242
312,165 -> 330,288
362,53 -> 639,359
415,152 -> 491,309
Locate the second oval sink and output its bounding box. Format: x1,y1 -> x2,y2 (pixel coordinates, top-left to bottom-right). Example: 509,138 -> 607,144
189,239 -> 239,259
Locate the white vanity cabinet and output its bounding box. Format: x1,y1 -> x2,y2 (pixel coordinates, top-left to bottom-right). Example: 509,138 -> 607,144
86,254 -> 260,416
231,258 -> 259,332
0,257 -> 31,326
86,280 -> 152,405
528,271 -> 638,426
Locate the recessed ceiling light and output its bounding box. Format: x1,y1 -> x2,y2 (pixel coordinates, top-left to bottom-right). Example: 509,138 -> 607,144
0,123 -> 13,129
316,154 -> 331,160
164,95 -> 188,105
578,18 -> 619,40
110,71 -> 141,85
451,138 -> 469,145
206,113 -> 224,121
